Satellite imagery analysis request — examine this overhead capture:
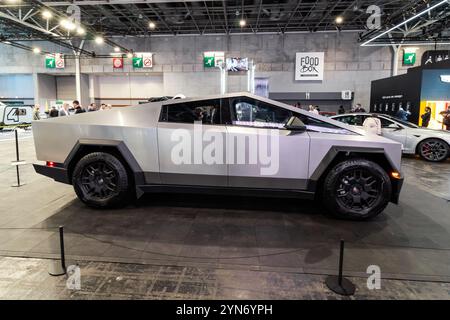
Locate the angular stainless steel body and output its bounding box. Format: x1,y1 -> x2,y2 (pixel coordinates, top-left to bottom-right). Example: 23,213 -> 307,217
33,93 -> 403,199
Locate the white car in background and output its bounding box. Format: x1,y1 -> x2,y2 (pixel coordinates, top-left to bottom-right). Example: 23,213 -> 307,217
331,113 -> 450,162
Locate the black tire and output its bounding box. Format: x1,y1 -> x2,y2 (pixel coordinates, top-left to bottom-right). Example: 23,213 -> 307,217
418,139 -> 449,162
322,159 -> 392,220
72,152 -> 131,208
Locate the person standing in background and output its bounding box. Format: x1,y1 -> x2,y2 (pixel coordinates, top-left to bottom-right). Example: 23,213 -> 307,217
396,105 -> 411,121
354,104 -> 366,113
33,105 -> 41,120
440,106 -> 450,130
59,103 -> 70,116
49,106 -> 59,118
338,105 -> 345,114
421,107 -> 432,128
73,100 -> 85,114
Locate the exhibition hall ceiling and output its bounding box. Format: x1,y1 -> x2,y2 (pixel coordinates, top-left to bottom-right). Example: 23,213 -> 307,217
0,1 -> 449,48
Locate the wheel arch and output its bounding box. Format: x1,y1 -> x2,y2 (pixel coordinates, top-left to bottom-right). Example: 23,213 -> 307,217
64,139 -> 145,186
309,146 -> 401,203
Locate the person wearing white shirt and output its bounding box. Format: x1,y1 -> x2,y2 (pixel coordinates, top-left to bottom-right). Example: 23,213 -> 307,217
58,103 -> 70,116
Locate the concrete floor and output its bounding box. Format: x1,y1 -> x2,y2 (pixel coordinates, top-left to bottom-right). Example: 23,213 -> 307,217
0,129 -> 449,299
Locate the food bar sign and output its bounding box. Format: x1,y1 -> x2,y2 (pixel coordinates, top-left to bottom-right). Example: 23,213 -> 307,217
295,52 -> 324,81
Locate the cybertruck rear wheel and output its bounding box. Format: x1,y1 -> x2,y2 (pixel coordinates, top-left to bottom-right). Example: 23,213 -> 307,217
322,159 -> 391,220
418,139 -> 449,162
72,152 -> 131,208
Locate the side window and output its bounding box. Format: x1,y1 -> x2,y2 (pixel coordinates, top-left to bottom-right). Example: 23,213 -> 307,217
160,99 -> 221,125
334,116 -> 355,125
297,114 -> 354,134
379,117 -> 397,128
230,98 -> 292,128
335,115 -> 364,126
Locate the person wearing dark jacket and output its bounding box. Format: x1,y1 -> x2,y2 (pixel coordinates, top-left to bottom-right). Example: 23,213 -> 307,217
73,100 -> 85,114
49,106 -> 59,118
421,107 -> 432,127
338,105 -> 345,114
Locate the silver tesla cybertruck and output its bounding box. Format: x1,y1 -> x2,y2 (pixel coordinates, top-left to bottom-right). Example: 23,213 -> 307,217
33,93 -> 403,220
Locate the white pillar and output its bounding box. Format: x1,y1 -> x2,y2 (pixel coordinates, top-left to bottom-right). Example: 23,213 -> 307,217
32,73 -> 39,106
391,45 -> 401,77
219,64 -> 227,94
89,74 -> 95,104
75,55 -> 81,103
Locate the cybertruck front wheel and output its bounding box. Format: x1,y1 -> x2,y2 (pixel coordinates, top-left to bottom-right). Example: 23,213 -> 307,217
322,159 -> 392,220
72,152 -> 131,208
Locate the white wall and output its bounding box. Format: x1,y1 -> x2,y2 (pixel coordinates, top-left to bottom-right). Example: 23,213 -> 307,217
92,74 -> 164,105
0,74 -> 34,99
56,76 -> 76,100
35,74 -> 56,107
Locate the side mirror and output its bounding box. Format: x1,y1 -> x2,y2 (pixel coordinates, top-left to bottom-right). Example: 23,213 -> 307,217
285,116 -> 307,132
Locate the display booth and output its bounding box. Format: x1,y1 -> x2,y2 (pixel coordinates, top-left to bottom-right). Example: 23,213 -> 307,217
370,59 -> 450,129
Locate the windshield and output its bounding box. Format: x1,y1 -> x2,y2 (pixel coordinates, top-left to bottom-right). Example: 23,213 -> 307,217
384,115 -> 419,128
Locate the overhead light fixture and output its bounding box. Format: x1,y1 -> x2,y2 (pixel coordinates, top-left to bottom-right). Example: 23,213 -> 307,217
361,0 -> 450,46
335,16 -> 344,24
114,47 -> 121,52
3,41 -> 11,44
76,27 -> 85,35
42,10 -> 52,19
127,52 -> 133,58
239,19 -> 246,27
33,47 -> 41,54
94,36 -> 104,44
149,21 -> 156,30
60,19 -> 76,31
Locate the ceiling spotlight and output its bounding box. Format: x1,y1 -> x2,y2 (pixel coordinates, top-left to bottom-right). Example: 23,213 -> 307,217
42,10 -> 52,19
94,36 -> 104,44
33,47 -> 41,54
335,16 -> 344,24
60,19 -> 76,31
114,47 -> 121,52
239,19 -> 246,27
76,27 -> 85,35
149,21 -> 156,30
127,52 -> 133,58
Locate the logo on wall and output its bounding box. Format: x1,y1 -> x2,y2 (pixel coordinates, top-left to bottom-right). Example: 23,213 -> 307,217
422,50 -> 450,65
204,51 -> 225,68
45,53 -> 65,69
295,52 -> 324,81
113,57 -> 123,69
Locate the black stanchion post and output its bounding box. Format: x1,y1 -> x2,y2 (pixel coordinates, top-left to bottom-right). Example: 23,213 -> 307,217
338,239 -> 344,285
11,128 -> 26,188
48,226 -> 67,276
325,239 -> 356,296
59,226 -> 66,271
15,129 -> 20,187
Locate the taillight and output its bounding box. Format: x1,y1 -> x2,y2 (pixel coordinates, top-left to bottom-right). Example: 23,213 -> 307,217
46,161 -> 55,167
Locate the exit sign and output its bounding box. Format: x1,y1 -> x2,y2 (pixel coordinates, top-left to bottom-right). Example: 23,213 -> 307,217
403,52 -> 416,65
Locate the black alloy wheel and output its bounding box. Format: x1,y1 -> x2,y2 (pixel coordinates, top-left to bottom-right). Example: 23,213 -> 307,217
323,159 -> 392,220
72,152 -> 131,208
